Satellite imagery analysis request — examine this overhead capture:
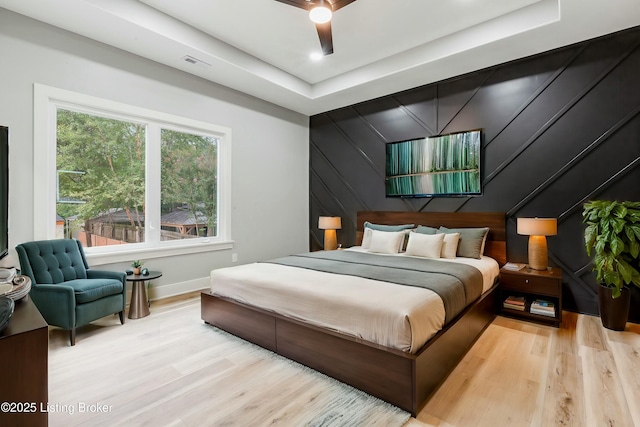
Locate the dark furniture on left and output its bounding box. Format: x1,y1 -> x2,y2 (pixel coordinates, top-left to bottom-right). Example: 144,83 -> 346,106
202,211 -> 506,416
0,297 -> 48,427
16,238 -> 127,345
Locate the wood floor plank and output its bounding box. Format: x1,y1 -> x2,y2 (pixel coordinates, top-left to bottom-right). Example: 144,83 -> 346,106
580,345 -> 634,427
608,338 -> 640,426
538,350 -> 585,426
47,295 -> 640,427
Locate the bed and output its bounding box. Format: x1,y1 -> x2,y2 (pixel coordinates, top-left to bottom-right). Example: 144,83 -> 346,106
201,211 -> 506,416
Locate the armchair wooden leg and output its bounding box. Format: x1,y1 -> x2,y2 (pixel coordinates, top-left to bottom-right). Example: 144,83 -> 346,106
119,310 -> 125,325
69,328 -> 76,346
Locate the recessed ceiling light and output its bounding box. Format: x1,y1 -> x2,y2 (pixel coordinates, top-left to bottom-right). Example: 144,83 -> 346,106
310,52 -> 323,61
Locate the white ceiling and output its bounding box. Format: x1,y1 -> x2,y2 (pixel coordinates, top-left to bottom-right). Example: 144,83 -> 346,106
1,0 -> 639,115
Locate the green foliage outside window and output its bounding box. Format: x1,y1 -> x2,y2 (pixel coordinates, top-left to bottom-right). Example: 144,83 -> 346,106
56,109 -> 218,243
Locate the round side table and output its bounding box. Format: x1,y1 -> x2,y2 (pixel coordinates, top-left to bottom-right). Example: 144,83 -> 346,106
126,270 -> 162,319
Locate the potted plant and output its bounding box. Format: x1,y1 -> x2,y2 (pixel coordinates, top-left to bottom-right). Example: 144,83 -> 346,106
583,200 -> 640,330
131,260 -> 143,276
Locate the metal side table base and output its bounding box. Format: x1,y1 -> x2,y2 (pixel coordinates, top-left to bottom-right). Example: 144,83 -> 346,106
129,282 -> 150,319
126,271 -> 162,319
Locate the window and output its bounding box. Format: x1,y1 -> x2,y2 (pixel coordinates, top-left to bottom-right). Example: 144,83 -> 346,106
35,84 -> 232,264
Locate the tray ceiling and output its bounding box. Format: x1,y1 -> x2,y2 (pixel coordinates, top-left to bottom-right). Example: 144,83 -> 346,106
0,0 -> 638,115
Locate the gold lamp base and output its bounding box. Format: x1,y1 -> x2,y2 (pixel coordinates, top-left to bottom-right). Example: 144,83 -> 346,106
324,229 -> 337,251
528,235 -> 548,270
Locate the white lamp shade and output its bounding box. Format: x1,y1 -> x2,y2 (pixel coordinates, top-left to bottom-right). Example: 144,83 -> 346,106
318,216 -> 341,230
309,5 -> 332,24
517,218 -> 557,236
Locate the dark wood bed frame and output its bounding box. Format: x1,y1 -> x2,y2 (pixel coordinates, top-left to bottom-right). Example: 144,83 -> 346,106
201,211 -> 506,416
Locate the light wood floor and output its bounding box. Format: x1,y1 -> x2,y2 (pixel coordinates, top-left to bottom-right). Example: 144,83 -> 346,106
48,294 -> 640,427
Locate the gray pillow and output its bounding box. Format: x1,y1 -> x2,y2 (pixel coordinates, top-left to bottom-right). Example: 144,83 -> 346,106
415,225 -> 439,235
438,226 -> 489,259
364,221 -> 414,231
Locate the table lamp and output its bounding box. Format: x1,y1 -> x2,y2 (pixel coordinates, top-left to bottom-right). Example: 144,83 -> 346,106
517,217 -> 557,270
318,216 -> 341,250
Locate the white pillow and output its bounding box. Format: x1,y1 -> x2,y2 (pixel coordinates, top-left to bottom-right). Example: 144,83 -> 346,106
361,227 -> 373,249
405,232 -> 445,259
439,232 -> 460,259
368,230 -> 406,254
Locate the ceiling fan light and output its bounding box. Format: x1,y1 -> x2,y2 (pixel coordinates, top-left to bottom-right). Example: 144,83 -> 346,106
309,5 -> 332,24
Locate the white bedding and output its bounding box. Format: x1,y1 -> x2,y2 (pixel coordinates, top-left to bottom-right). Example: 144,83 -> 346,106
209,249 -> 499,354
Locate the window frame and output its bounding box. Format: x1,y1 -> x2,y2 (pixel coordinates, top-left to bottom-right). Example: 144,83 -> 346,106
34,84 -> 232,265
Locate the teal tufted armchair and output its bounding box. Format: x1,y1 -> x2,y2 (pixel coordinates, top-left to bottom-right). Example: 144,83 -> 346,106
16,239 -> 126,346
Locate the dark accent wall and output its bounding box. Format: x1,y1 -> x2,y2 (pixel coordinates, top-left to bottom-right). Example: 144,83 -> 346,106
309,27 -> 640,321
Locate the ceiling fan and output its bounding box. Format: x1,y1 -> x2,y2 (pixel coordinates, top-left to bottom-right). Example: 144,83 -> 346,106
274,0 -> 357,56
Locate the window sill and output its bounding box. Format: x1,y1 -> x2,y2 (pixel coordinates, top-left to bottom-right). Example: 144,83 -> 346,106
85,239 -> 234,266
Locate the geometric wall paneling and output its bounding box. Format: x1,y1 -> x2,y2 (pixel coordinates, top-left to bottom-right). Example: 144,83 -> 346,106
309,25 -> 640,321
352,98 -> 433,143
434,69 -> 493,134
392,86 -> 437,136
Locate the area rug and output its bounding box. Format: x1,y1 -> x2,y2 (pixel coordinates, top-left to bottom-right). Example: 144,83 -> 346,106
201,325 -> 412,426
47,300 -> 411,427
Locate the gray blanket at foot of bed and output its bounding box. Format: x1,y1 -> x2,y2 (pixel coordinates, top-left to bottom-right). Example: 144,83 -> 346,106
265,250 -> 483,324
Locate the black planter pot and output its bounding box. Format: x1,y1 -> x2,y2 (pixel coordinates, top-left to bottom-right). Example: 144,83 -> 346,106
598,284 -> 631,331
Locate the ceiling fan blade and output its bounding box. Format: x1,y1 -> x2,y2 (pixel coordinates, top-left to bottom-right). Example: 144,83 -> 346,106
330,0 -> 357,12
274,0 -> 357,12
274,0 -> 356,55
316,21 -> 334,55
273,0 -> 309,10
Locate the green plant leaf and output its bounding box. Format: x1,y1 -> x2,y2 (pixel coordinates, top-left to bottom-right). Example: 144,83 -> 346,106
617,258 -> 633,284
611,286 -> 621,298
583,200 -> 640,293
584,224 -> 597,255
611,236 -> 624,257
604,201 -> 617,216
614,204 -> 628,219
631,268 -> 640,288
603,270 -> 617,287
628,210 -> 640,222
630,239 -> 640,259
612,218 -> 625,234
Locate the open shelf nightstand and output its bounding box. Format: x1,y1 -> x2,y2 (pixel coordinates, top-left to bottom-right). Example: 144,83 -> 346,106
499,266 -> 563,327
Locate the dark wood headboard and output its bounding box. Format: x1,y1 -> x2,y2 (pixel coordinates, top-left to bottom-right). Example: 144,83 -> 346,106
356,211 -> 507,265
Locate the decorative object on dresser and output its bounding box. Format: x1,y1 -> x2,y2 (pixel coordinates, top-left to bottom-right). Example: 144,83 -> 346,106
1,275 -> 32,301
203,210 -> 506,416
517,217 -> 557,270
499,266 -> 563,327
318,216 -> 341,250
583,200 -> 640,331
0,296 -> 14,333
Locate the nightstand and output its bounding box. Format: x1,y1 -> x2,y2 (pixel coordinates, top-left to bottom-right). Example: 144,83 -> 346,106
499,266 -> 562,327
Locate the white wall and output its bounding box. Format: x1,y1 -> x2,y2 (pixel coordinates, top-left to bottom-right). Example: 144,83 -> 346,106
0,9 -> 309,298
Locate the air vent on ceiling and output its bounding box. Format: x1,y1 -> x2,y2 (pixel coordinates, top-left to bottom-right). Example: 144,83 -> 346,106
181,55 -> 211,67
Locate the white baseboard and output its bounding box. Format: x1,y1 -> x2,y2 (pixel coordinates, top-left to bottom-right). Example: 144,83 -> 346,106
125,276 -> 209,304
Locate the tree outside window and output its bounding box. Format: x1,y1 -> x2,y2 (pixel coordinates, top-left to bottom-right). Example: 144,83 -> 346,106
56,109 -> 218,247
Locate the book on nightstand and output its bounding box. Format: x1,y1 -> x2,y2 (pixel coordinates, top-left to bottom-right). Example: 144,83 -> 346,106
502,262 -> 527,271
503,296 -> 526,311
530,299 -> 555,317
